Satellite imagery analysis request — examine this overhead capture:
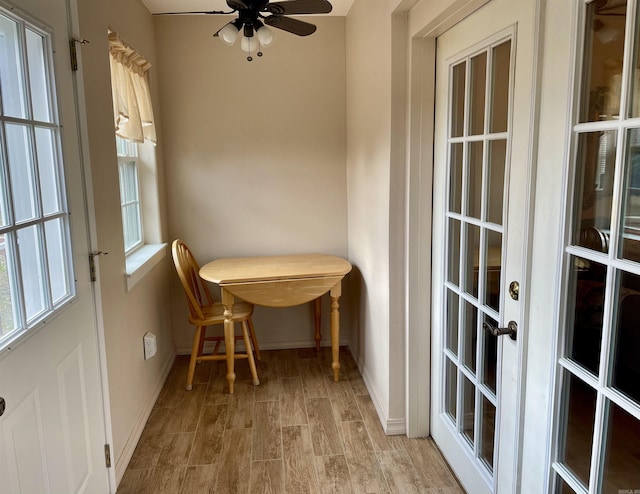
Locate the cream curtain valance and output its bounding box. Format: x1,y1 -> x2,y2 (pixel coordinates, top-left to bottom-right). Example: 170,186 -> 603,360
108,31 -> 156,143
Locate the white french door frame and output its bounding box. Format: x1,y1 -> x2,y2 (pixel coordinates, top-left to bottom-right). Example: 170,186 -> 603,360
66,0 -> 116,490
405,0 -> 546,492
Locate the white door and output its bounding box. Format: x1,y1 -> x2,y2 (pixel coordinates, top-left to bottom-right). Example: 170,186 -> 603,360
520,0 -> 640,492
430,0 -> 539,491
0,0 -> 110,492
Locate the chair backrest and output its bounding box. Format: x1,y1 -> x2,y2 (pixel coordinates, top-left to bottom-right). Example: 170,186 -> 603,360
171,239 -> 214,321
579,226 -> 609,253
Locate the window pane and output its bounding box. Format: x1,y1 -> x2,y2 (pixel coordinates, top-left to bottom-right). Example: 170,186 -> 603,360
448,218 -> 461,286
0,235 -> 17,335
446,289 -> 459,356
0,14 -> 27,119
45,219 -> 69,304
445,357 -> 458,422
579,1 -> 626,122
573,131 -> 616,247
35,127 -> 61,215
482,314 -> 498,394
611,270 -> 640,405
462,375 -> 475,445
119,161 -> 138,203
469,52 -> 487,136
619,128 -> 640,262
484,230 -> 502,312
451,62 -> 466,138
601,400 -> 640,492
462,300 -> 477,373
122,204 -> 141,251
554,475 -> 576,494
558,372 -> 596,489
26,29 -> 52,123
0,142 -> 8,227
490,41 -> 510,133
632,2 -> 640,117
6,123 -> 37,222
119,157 -> 142,252
17,226 -> 45,321
468,141 -> 483,219
450,142 -> 463,214
480,394 -> 495,472
487,139 -> 506,225
464,223 -> 480,297
566,256 -> 606,375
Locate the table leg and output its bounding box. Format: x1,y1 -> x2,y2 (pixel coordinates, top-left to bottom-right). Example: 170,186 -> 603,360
330,282 -> 341,382
221,288 -> 236,394
314,297 -> 322,351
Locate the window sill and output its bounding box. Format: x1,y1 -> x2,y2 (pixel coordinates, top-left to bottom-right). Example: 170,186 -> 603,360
125,243 -> 167,291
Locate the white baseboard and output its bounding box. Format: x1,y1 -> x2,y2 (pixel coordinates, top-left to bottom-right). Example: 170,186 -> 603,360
356,352 -> 407,436
175,338 -> 350,355
114,351 -> 175,485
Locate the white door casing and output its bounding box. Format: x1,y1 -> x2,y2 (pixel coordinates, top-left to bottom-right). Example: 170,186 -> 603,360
430,0 -> 541,492
0,0 -> 111,492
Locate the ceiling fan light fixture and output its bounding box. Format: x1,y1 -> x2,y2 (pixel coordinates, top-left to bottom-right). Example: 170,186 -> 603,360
256,25 -> 275,47
240,35 -> 258,53
218,21 -> 241,45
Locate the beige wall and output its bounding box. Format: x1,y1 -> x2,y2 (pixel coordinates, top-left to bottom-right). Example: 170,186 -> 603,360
153,15 -> 349,352
345,0 -> 413,434
345,0 -> 392,428
76,0 -> 174,482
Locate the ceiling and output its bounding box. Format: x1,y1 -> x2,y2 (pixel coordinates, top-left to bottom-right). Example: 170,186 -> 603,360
141,0 -> 355,16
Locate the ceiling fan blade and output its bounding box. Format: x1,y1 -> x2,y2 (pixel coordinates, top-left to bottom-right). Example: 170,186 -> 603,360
153,10 -> 228,15
227,0 -> 249,9
265,0 -> 332,15
265,15 -> 317,35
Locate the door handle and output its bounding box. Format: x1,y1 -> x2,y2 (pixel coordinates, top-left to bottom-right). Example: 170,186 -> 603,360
483,320 -> 517,341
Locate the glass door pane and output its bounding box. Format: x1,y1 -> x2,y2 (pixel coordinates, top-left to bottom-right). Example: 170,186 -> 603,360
442,36 -> 511,482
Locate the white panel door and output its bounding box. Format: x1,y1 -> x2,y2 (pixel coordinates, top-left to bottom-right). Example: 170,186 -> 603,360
430,0 -> 539,492
0,0 -> 110,492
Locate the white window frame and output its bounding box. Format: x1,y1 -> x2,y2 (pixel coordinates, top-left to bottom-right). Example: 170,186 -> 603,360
116,135 -> 143,254
0,5 -> 75,351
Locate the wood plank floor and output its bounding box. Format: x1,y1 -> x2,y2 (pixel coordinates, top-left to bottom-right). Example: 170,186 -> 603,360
118,347 -> 465,494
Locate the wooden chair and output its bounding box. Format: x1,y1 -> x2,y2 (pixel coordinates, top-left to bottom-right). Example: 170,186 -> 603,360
171,239 -> 260,391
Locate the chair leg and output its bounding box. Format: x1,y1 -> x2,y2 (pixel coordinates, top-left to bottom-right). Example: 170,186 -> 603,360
186,326 -> 203,391
247,317 -> 261,360
242,321 -> 260,386
198,326 -> 207,357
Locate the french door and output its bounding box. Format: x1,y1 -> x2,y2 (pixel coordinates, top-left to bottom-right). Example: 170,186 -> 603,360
0,0 -> 111,492
518,0 -> 640,492
430,0 -> 539,491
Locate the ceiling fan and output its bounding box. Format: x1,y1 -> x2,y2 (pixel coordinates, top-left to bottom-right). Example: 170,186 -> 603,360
157,0 -> 333,61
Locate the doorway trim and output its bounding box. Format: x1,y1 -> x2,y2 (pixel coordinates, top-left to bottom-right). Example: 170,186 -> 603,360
67,0 -> 116,490
405,1 -> 546,491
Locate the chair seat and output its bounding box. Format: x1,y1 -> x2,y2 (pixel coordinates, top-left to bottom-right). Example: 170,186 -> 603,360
194,301 -> 253,325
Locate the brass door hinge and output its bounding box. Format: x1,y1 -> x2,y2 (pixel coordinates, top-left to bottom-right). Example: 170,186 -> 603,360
104,444 -> 112,468
69,38 -> 89,71
89,251 -> 108,282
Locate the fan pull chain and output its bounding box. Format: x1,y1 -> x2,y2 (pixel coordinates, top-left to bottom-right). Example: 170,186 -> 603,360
246,40 -> 264,62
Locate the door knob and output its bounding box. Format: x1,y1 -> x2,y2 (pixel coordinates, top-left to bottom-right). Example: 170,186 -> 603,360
483,320 -> 517,341
0,397 -> 5,417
